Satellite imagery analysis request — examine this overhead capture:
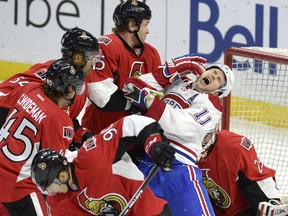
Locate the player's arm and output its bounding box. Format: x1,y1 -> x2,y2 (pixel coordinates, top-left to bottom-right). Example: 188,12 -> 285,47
113,115 -> 175,171
138,55 -> 206,90
236,139 -> 281,214
87,41 -> 132,112
88,76 -> 131,111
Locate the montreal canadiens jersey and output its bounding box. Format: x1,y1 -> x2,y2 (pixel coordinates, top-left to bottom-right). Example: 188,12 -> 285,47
0,83 -> 74,202
47,115 -> 167,216
197,130 -> 279,215
144,78 -> 222,165
82,34 -> 162,134
0,60 -> 88,119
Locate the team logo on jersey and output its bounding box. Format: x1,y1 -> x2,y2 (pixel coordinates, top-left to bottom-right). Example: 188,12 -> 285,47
63,126 -> 73,140
240,137 -> 252,150
97,36 -> 112,45
201,169 -> 231,209
129,61 -> 144,78
77,188 -> 126,215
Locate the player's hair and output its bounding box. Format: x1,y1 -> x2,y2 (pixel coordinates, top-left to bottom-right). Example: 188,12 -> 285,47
42,59 -> 84,102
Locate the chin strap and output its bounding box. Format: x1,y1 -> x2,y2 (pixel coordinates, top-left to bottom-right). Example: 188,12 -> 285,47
133,30 -> 144,47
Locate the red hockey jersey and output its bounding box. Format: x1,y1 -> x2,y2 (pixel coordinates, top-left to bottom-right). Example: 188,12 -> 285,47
0,60 -> 87,119
47,115 -> 167,216
197,130 -> 279,215
0,83 -> 74,202
82,34 -> 162,133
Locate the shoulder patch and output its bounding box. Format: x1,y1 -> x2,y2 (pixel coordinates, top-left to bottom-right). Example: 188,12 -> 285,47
240,137 -> 252,150
98,36 -> 112,45
63,126 -> 73,141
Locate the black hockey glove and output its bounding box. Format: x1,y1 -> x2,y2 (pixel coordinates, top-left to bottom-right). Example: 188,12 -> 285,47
147,142 -> 175,171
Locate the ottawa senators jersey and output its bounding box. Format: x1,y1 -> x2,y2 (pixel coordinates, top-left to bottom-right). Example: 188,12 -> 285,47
47,115 -> 167,216
82,34 -> 162,134
0,60 -> 87,119
0,83 -> 74,202
197,130 -> 279,216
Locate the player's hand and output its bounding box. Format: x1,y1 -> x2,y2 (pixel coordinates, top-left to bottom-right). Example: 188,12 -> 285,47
122,78 -> 163,110
145,140 -> 175,171
73,118 -> 94,144
164,55 -> 207,83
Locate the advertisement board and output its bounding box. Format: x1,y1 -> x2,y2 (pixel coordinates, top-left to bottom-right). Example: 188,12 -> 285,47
0,0 -> 288,79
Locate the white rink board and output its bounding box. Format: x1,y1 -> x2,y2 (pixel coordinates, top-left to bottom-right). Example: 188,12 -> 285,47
1,0 -> 288,64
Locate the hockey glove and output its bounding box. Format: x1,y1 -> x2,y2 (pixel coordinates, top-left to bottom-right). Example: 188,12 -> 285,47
163,55 -> 207,83
258,200 -> 287,216
122,78 -> 163,110
73,118 -> 95,144
145,137 -> 175,171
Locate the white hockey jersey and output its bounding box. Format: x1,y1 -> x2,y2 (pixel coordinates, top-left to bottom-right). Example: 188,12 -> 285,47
139,74 -> 222,165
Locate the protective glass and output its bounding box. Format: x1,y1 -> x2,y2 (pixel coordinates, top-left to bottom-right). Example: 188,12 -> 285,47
84,49 -> 102,63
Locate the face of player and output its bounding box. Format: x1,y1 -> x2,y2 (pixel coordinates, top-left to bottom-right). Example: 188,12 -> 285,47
73,51 -> 101,77
137,19 -> 150,43
62,86 -> 77,106
194,68 -> 226,94
40,171 -> 70,196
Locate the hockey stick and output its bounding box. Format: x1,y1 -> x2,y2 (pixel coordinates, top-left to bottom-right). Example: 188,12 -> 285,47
119,165 -> 161,216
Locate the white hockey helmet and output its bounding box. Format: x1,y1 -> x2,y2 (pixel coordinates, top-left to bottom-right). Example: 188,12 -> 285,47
206,63 -> 235,98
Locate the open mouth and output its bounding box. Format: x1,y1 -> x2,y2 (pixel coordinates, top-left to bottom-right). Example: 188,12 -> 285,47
203,77 -> 211,85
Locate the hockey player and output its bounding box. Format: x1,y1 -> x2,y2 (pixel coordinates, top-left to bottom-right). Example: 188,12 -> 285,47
198,124 -> 281,216
31,115 -> 175,216
0,59 -> 85,216
81,0 -> 162,134
82,0 -> 206,134
122,63 -> 235,215
0,27 -> 100,127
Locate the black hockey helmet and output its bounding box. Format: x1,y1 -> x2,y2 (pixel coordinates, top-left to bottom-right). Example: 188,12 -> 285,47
45,59 -> 85,95
61,27 -> 99,57
113,0 -> 151,28
31,148 -> 69,190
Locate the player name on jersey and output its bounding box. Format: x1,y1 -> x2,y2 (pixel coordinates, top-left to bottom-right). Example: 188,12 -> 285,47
17,93 -> 47,124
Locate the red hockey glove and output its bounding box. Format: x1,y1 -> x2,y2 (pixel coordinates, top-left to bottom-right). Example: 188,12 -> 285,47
144,134 -> 175,171
163,55 -> 207,83
122,78 -> 163,110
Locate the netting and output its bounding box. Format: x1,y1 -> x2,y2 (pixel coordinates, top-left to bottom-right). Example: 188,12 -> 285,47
223,46 -> 288,199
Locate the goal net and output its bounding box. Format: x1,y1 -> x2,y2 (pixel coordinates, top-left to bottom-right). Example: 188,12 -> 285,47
222,46 -> 288,200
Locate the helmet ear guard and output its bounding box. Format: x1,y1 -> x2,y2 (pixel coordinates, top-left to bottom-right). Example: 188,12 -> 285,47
206,63 -> 235,98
